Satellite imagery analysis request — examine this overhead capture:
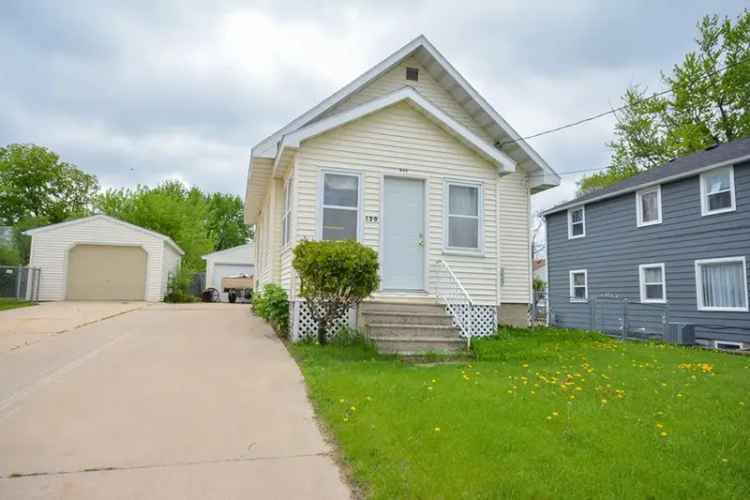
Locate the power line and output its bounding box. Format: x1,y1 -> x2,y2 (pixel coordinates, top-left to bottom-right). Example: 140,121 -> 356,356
498,54 -> 749,149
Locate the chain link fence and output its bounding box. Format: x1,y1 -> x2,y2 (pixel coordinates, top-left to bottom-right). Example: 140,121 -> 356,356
0,265 -> 41,302
530,288 -> 547,325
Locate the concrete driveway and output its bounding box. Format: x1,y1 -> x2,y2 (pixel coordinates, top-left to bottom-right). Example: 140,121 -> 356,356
0,303 -> 350,499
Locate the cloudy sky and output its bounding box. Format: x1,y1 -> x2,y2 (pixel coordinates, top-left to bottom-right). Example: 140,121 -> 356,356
2,1 -> 747,214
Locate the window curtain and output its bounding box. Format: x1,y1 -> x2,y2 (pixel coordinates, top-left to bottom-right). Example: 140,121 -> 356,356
701,262 -> 746,308
642,192 -> 658,221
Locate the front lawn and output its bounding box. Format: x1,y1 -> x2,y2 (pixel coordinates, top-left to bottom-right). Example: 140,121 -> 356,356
0,298 -> 32,311
290,327 -> 750,499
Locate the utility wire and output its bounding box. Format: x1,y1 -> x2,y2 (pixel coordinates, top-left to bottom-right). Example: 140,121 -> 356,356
498,54 -> 749,149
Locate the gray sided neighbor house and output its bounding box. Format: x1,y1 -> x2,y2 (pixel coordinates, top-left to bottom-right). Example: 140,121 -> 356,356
545,137 -> 750,348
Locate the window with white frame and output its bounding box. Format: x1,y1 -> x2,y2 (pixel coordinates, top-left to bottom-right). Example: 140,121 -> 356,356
321,172 -> 360,241
639,263 -> 666,303
445,182 -> 481,250
636,185 -> 662,226
568,206 -> 585,239
695,256 -> 748,312
700,166 -> 735,216
282,177 -> 293,246
569,269 -> 588,302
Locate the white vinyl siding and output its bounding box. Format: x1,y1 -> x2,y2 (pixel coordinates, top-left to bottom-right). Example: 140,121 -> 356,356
639,263 -> 666,303
700,166 -> 736,216
27,216 -> 179,302
256,178 -> 284,289
569,269 -> 588,302
289,101 -> 523,306
636,185 -> 662,227
444,181 -> 482,252
318,56 -> 494,143
695,256 -> 748,312
568,206 -> 585,239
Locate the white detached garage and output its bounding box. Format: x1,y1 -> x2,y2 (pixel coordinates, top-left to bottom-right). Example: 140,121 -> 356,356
25,215 -> 184,302
201,242 -> 255,301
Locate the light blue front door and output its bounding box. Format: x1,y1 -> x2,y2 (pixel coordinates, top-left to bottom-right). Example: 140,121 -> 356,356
383,177 -> 425,290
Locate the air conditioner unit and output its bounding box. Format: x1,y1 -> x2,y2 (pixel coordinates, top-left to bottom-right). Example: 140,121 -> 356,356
665,323 -> 695,346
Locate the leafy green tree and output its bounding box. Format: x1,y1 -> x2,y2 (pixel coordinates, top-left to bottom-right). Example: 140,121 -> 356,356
0,243 -> 21,266
293,240 -> 379,345
580,10 -> 750,193
206,193 -> 251,250
95,181 -> 214,271
0,144 -> 98,224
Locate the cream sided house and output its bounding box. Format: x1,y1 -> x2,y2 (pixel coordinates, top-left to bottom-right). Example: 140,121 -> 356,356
245,36 -> 559,350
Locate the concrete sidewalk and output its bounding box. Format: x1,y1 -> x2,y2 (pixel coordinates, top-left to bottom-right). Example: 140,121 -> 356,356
0,303 -> 350,499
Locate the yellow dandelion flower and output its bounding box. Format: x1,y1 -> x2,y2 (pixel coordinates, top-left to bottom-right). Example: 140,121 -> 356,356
343,417 -> 349,422
569,395 -> 576,400
522,364 -> 529,368
434,427 -> 441,432
656,423 -> 663,429
677,393 -> 683,398
601,399 -> 607,404
339,399 -> 345,403
552,411 -> 559,416
660,431 -> 668,437
546,416 -> 552,421
350,406 -> 356,411
432,379 -> 437,384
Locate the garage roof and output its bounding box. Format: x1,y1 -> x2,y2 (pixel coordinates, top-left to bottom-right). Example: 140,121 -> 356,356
24,215 -> 185,255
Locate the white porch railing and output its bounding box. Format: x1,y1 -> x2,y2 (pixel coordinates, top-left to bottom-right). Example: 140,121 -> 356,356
432,259 -> 473,349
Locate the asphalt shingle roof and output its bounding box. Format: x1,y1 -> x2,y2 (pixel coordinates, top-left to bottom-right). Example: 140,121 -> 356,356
544,135 -> 750,215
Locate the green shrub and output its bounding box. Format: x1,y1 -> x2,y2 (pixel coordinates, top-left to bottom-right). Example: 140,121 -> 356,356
252,283 -> 289,336
293,240 -> 379,345
0,243 -> 21,266
164,266 -> 198,303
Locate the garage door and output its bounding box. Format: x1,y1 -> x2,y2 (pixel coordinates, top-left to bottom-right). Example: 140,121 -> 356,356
66,245 -> 147,301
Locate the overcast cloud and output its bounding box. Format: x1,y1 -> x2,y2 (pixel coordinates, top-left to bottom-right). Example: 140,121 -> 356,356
1,0 -> 747,214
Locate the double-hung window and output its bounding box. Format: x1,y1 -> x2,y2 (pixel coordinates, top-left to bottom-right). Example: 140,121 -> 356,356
282,177 -> 293,246
636,185 -> 661,226
568,206 -> 585,239
569,269 -> 588,302
695,257 -> 748,312
639,263 -> 666,303
700,166 -> 735,216
445,182 -> 481,251
321,172 -> 360,241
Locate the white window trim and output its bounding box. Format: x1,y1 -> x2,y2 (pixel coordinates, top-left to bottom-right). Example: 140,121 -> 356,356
694,256 -> 749,312
636,185 -> 662,227
282,177 -> 293,247
638,263 -> 667,303
443,179 -> 484,254
318,170 -> 363,242
569,269 -> 588,303
567,206 -> 586,239
700,165 -> 736,216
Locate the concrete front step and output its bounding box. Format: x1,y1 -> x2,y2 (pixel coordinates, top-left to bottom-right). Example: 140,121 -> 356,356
369,336 -> 467,355
367,323 -> 460,339
360,301 -> 446,315
362,311 -> 454,326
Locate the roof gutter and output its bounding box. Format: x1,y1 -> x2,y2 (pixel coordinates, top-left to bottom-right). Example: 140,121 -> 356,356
542,153 -> 750,216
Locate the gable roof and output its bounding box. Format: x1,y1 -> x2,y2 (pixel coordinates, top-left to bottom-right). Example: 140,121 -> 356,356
201,242 -> 255,261
249,35 -> 559,187
23,214 -> 185,255
544,136 -> 750,216
276,87 -> 517,173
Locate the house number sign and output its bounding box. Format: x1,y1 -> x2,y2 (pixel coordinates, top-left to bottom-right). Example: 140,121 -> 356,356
365,215 -> 379,224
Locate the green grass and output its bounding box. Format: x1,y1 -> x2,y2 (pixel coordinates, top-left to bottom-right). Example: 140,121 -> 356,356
0,298 -> 32,311
290,327 -> 750,499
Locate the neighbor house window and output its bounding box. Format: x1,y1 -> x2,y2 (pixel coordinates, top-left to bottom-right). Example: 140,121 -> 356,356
639,263 -> 666,303
445,182 -> 481,250
700,166 -> 735,216
568,206 -> 585,239
695,256 -> 748,312
321,172 -> 360,241
569,269 -> 588,302
282,177 -> 293,246
636,185 -> 662,226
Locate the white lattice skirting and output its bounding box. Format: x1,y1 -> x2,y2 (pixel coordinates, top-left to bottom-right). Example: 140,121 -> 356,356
290,300 -> 358,341
449,304 -> 497,337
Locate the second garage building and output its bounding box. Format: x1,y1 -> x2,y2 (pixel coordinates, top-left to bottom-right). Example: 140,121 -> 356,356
25,215 -> 184,302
